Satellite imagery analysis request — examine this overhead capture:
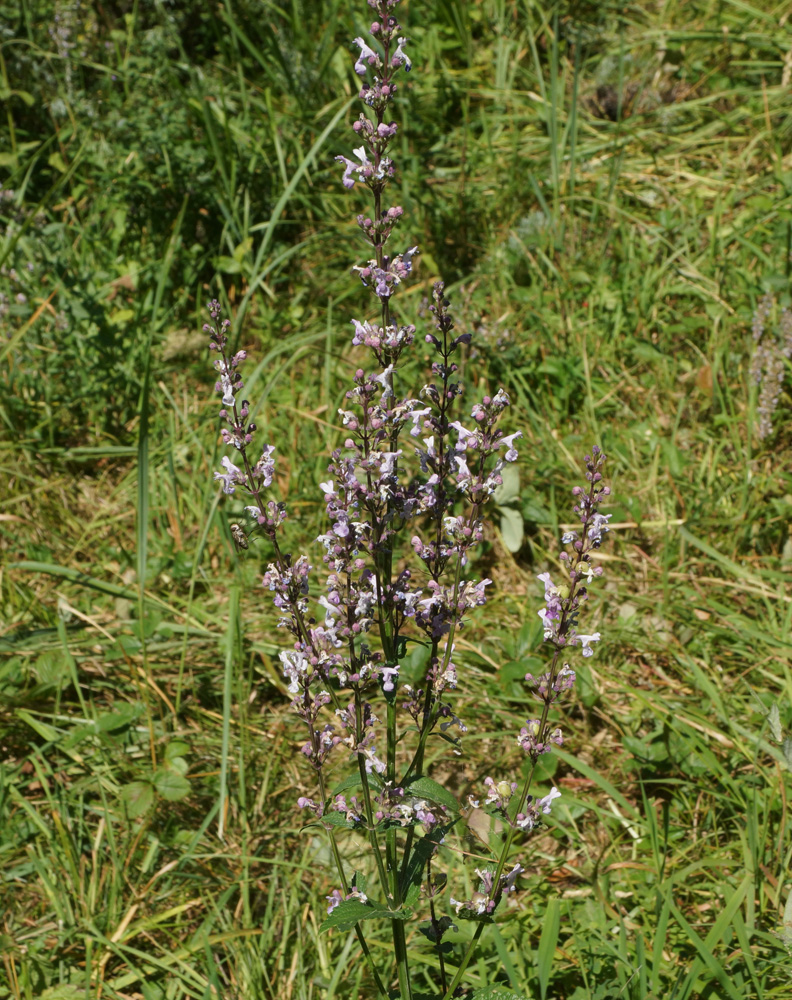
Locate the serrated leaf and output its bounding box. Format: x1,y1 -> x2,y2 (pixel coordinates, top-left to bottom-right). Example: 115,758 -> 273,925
319,810 -> 358,828
40,988 -> 84,1000
164,756 -> 189,776
153,770 -> 190,801
493,464 -> 520,505
623,734 -> 669,763
404,776 -> 459,813
95,703 -> 142,732
319,898 -> 412,932
470,989 -> 530,1000
768,703 -> 783,743
33,650 -> 70,685
120,780 -> 154,818
215,255 -> 242,274
331,771 -> 382,796
499,506 -> 524,553
404,880 -> 421,907
165,740 -> 190,760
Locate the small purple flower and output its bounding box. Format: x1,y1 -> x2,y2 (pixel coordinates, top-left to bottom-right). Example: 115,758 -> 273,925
537,786 -> 561,814
498,430 -> 522,462
392,37 -> 412,72
214,455 -> 243,494
371,364 -> 395,401
380,663 -> 400,692
353,36 -> 379,76
587,512 -> 612,545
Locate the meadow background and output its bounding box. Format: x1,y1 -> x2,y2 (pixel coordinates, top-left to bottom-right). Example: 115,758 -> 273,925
2,0 -> 792,997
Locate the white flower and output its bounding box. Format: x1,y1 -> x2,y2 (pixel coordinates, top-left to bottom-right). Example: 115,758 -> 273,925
393,37 -> 412,71
214,455 -> 242,494
372,364 -> 395,401
577,632 -> 601,657
537,786 -> 561,814
279,649 -> 309,694
353,37 -> 379,76
499,431 -> 522,462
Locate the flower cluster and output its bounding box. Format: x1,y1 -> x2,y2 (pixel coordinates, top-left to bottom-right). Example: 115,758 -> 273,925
455,450 -> 611,922
205,0 -> 613,993
750,291 -> 792,440
450,863 -> 525,917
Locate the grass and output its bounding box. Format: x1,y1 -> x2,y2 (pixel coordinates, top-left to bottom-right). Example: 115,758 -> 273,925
2,0 -> 792,997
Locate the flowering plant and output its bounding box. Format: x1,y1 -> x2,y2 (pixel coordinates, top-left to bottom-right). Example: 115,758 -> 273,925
204,2 -> 612,996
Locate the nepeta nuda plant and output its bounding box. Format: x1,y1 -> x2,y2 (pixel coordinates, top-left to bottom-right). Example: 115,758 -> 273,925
204,3 -> 611,996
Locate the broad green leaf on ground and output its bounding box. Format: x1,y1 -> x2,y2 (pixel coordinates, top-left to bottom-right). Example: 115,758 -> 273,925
154,770 -> 191,801
470,989 -> 531,1000
499,506 -> 524,553
120,781 -> 155,818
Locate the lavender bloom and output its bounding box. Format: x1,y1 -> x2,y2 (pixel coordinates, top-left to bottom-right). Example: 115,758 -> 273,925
450,864 -> 525,917
392,37 -> 412,71
353,36 -> 380,76
516,787 -> 561,831
214,455 -> 244,494
517,449 -> 610,770
577,632 -> 601,657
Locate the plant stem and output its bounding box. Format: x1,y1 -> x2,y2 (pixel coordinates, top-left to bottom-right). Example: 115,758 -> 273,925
317,770 -> 389,998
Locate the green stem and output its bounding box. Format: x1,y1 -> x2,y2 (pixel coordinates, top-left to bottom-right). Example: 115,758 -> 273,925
317,770 -> 389,998
354,690 -> 392,898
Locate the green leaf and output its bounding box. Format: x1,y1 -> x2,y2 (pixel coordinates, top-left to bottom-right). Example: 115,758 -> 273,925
402,827 -> 449,906
319,898 -> 412,933
40,988 -> 84,1000
164,740 -> 190,760
215,255 -> 243,274
499,506 -> 524,553
470,988 -> 531,999
351,870 -> 368,895
153,770 -> 190,802
47,151 -> 67,172
537,897 -> 560,999
120,781 -> 155,818
16,709 -> 60,742
493,464 -> 520,505
32,650 -> 70,686
623,734 -> 669,763
319,810 -> 358,828
404,776 -> 459,813
95,703 -> 143,732
331,771 -> 383,796
783,737 -> 792,770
